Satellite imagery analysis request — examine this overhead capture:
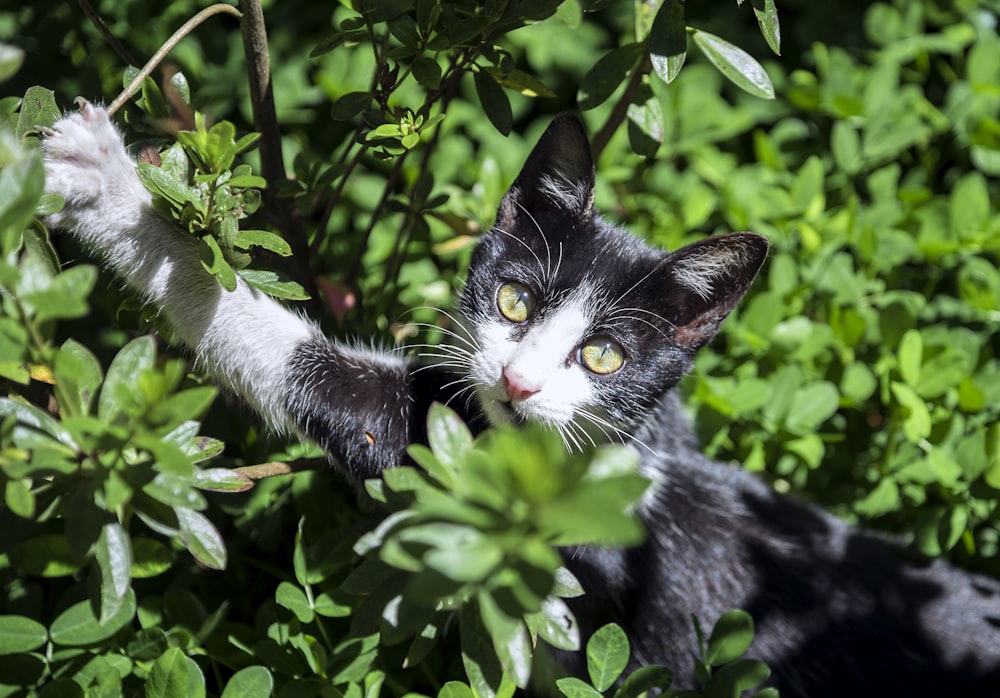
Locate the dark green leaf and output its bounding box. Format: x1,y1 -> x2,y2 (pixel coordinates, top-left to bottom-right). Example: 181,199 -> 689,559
649,0 -> 686,84
474,71 -> 513,136
276,581 -> 314,623
146,647 -> 206,698
9,534 -> 79,577
578,43 -> 644,110
613,664 -> 674,698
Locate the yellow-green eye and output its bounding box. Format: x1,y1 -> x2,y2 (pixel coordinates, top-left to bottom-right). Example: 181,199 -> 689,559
497,282 -> 535,323
580,337 -> 625,374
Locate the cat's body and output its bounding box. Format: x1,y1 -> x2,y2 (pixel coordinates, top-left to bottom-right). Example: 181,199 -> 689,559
41,102 -> 1000,696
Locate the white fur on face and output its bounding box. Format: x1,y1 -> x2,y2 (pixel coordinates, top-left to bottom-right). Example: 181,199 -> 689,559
471,291 -> 596,428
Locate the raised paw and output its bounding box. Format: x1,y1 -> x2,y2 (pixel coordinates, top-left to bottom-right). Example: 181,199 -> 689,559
41,98 -> 145,229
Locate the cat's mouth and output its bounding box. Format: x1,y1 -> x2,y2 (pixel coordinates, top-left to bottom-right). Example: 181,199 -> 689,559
498,400 -> 528,426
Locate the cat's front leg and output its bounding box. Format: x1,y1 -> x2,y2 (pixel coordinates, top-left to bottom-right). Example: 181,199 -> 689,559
40,100 -> 445,481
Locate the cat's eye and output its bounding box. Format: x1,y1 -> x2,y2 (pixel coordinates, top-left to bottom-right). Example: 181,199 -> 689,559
497,282 -> 535,323
579,337 -> 625,375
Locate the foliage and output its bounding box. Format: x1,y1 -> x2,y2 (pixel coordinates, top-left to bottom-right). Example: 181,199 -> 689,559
0,0 -> 999,696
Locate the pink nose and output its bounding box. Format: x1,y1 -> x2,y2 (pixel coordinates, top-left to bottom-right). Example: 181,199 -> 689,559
502,368 -> 539,402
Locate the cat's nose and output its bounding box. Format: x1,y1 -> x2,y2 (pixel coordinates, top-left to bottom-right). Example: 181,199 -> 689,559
502,367 -> 539,402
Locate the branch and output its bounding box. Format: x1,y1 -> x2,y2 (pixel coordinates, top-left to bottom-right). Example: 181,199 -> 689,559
107,3 -> 243,116
590,52 -> 653,163
231,458 -> 328,480
238,0 -> 318,300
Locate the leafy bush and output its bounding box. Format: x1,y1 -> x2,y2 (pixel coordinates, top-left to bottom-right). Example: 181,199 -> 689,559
1,0 -> 998,696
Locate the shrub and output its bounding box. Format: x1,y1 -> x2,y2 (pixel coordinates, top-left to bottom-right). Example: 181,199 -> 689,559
0,0 -> 997,696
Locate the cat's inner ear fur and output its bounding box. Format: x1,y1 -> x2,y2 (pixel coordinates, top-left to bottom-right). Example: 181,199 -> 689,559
659,232 -> 769,353
498,113 -> 596,222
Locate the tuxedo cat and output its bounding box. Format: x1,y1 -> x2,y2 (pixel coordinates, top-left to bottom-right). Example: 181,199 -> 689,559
42,101 -> 1000,696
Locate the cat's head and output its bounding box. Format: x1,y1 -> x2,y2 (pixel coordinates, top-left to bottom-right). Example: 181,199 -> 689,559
457,114 -> 768,447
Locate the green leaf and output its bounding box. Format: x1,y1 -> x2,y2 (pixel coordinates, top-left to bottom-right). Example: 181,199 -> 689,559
0,44 -> 24,83
556,677 -> 604,698
54,339 -> 102,417
276,581 -> 314,623
648,0 -> 686,84
691,29 -> 774,99
525,595 -> 579,651
95,523 -> 133,625
146,647 -> 206,698
586,623 -> 630,691
137,162 -> 194,208
474,70 -> 513,136
425,403 -> 473,485
750,0 -> 781,55
237,267 -> 310,300
0,129 -> 44,248
613,664 -> 673,698
898,329 -> 922,387
127,627 -> 170,661
413,58 -> 443,90
785,382 -> 839,433
199,235 -> 238,291
221,666 -> 274,698
460,602 -> 506,698
22,264 -> 97,322
49,590 -> 136,646
130,538 -> 174,579
706,610 -> 754,666
175,507 -> 227,570
478,591 -> 532,688
0,615 -> 47,655
234,229 -> 292,256
191,467 -> 253,493
578,43 -> 644,111
704,658 -> 771,696
99,336 -> 156,425
9,534 -> 79,577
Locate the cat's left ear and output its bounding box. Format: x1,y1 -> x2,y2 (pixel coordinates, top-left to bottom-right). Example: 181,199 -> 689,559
660,232 -> 769,354
497,113 -> 596,223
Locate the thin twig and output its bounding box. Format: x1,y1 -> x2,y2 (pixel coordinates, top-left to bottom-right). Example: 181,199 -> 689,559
75,0 -> 139,67
591,52 -> 653,162
232,458 -> 327,480
107,3 -> 243,116
238,0 -> 318,300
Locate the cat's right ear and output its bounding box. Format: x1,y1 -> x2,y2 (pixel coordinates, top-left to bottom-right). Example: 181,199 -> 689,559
497,113 -> 596,224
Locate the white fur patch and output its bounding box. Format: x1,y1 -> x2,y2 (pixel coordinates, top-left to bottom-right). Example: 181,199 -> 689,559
672,244 -> 749,300
471,291 -> 595,427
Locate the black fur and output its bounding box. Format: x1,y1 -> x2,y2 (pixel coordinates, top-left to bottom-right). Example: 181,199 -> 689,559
281,114 -> 1000,695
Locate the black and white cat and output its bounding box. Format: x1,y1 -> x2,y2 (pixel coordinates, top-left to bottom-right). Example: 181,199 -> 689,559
41,101 -> 1000,696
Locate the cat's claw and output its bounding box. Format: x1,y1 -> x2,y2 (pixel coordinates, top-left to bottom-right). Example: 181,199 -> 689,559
41,98 -> 144,230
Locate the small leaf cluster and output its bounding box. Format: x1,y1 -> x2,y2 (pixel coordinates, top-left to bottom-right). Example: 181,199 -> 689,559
577,0 -> 780,156
348,404 -> 648,697
129,79 -> 307,301
557,612 -> 774,698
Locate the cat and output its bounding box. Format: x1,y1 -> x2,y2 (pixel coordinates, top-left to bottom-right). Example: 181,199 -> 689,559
41,101 -> 1000,697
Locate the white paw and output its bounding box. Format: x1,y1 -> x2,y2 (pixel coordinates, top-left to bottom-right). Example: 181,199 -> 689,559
41,98 -> 145,229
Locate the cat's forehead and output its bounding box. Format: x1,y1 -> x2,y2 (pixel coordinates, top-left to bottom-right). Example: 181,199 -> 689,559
491,216 -> 663,295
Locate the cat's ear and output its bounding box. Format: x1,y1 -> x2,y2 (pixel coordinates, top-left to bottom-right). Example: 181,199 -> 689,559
660,233 -> 769,353
498,113 -> 595,223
